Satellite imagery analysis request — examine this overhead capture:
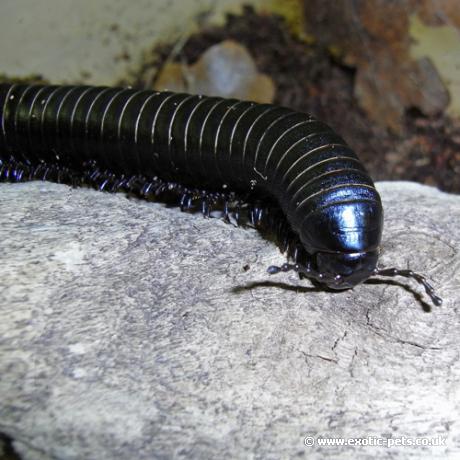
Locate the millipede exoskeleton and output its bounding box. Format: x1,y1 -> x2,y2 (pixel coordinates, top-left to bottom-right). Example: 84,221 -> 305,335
0,84 -> 442,306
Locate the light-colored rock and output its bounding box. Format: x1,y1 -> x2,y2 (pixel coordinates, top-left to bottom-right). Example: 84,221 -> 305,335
0,0 -> 267,85
0,181 -> 459,460
154,40 -> 276,103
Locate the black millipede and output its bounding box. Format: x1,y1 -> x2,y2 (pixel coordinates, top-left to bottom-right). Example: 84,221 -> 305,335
0,84 -> 442,306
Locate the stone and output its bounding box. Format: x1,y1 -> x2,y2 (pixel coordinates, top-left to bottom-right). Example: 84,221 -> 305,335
0,0 -> 267,85
0,181 -> 459,459
304,0 -> 455,131
154,40 -> 275,103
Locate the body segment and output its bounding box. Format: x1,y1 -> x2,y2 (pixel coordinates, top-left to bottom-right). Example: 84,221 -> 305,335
0,84 -> 440,304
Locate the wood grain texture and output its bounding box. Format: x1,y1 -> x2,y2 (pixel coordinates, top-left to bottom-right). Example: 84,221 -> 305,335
0,181 -> 458,459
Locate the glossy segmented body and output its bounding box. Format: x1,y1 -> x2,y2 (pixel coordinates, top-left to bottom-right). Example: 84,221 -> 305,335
0,84 -> 441,305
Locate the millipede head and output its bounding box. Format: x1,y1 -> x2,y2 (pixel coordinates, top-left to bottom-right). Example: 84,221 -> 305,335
313,250 -> 380,289
267,259 -> 442,307
267,250 -> 379,290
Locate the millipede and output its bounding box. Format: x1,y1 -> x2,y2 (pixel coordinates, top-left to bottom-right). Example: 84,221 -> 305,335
0,84 -> 442,306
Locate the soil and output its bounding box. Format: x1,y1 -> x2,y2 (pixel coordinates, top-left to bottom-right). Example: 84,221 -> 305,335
131,6 -> 460,194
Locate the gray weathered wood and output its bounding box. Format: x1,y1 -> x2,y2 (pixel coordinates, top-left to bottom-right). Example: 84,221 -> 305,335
0,181 -> 458,459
